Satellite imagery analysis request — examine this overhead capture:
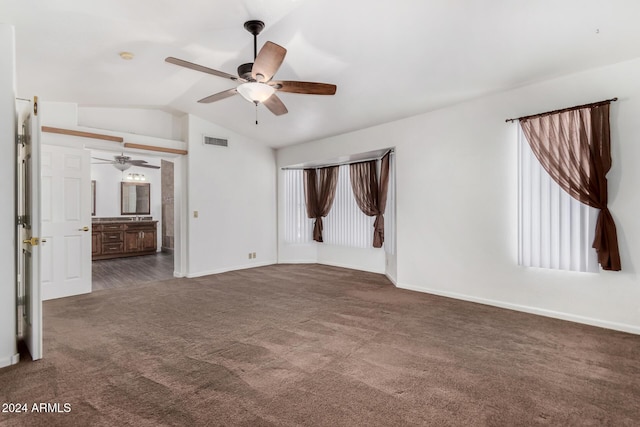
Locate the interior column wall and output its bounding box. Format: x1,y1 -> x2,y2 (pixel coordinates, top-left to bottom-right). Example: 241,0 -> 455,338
185,114 -> 277,277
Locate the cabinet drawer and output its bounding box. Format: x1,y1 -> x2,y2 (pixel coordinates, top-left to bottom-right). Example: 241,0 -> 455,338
102,243 -> 123,253
102,223 -> 124,231
103,231 -> 123,242
124,223 -> 154,231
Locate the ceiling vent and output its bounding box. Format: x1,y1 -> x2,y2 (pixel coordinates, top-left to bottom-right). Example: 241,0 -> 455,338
203,136 -> 228,147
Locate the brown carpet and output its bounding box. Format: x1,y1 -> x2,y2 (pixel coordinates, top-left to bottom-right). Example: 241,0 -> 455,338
1,264 -> 639,426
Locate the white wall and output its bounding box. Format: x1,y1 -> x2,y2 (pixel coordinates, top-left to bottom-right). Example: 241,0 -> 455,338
0,23 -> 17,368
78,107 -> 183,141
277,57 -> 640,334
185,114 -> 277,277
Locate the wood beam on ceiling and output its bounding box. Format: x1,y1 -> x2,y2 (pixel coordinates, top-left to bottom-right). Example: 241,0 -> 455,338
124,143 -> 187,155
41,126 -> 123,142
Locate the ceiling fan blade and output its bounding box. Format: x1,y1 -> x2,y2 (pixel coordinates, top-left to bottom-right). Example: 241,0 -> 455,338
165,57 -> 244,82
252,41 -> 286,82
271,81 -> 337,95
127,160 -> 149,165
263,94 -> 288,116
198,88 -> 238,103
133,164 -> 160,169
92,157 -> 115,162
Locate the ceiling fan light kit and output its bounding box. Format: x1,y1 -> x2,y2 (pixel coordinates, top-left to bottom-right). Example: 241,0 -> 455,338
237,82 -> 275,103
165,19 -> 337,121
113,162 -> 131,171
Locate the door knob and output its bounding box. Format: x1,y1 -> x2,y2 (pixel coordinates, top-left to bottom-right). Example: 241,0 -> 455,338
23,237 -> 39,246
79,226 -> 89,232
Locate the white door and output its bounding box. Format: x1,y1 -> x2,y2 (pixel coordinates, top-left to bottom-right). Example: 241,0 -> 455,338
18,101 -> 42,360
41,144 -> 92,300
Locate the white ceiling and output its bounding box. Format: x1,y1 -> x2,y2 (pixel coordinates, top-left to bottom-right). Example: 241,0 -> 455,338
3,0 -> 640,148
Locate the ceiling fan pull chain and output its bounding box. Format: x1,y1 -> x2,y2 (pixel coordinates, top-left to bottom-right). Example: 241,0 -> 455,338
255,101 -> 259,125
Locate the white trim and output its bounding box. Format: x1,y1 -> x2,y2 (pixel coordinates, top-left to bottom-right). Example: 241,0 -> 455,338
0,353 -> 20,369
277,259 -> 318,264
185,261 -> 276,278
397,282 -> 640,335
317,260 -> 385,275
385,273 -> 398,286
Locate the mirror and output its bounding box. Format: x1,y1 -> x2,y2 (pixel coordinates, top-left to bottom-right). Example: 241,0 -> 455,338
91,180 -> 96,216
121,182 -> 150,215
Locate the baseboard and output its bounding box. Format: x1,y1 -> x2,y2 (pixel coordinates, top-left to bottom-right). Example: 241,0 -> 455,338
0,353 -> 19,369
397,283 -> 640,335
317,260 -> 385,275
277,259 -> 318,265
385,273 -> 398,286
185,261 -> 277,278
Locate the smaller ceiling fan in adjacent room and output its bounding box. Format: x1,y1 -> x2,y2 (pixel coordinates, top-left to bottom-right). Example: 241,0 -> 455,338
165,20 -> 337,122
92,154 -> 160,171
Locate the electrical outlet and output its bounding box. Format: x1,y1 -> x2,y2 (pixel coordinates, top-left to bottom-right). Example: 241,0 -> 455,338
193,210 -> 199,218
248,253 -> 252,259
252,252 -> 256,259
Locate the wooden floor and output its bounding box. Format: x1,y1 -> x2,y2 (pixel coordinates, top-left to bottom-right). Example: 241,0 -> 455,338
92,252 -> 174,291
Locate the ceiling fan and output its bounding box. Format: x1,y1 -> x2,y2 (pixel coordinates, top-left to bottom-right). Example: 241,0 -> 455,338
92,154 -> 160,171
165,20 -> 337,120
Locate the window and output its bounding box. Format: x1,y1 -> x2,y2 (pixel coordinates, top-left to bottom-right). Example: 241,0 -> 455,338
283,154 -> 395,251
283,169 -> 312,243
323,165 -> 374,248
518,126 -> 599,272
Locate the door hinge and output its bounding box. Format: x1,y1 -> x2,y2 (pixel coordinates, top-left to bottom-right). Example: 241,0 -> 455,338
17,215 -> 26,226
17,134 -> 25,146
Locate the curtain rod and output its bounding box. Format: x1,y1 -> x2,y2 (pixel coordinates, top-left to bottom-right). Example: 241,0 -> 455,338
281,149 -> 394,171
505,97 -> 618,123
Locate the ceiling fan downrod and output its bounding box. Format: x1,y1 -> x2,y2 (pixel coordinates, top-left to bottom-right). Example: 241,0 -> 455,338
243,20 -> 265,60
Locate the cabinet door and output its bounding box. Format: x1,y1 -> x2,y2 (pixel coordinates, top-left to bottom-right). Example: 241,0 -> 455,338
92,232 -> 102,256
140,228 -> 156,251
124,231 -> 141,252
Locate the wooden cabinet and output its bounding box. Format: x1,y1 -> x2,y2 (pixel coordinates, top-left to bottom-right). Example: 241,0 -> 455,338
92,231 -> 102,257
124,224 -> 157,253
92,220 -> 157,260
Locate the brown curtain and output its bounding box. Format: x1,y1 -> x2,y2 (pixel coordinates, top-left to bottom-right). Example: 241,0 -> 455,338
520,103 -> 621,271
349,153 -> 391,248
303,166 -> 339,242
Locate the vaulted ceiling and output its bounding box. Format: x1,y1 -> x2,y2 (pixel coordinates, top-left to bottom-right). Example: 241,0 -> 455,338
3,0 -> 640,147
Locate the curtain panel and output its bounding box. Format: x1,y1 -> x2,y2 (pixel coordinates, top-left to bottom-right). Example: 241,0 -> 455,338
303,166 -> 339,242
519,103 -> 621,271
349,153 -> 391,248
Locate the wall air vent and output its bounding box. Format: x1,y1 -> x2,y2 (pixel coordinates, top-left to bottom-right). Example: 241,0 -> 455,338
203,136 -> 228,147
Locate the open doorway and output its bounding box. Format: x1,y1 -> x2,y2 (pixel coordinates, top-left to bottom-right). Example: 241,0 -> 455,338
89,148 -> 176,291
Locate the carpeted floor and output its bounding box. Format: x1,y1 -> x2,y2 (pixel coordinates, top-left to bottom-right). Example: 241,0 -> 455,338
1,264 -> 639,426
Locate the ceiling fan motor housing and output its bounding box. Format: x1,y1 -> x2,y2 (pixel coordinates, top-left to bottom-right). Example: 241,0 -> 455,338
237,63 -> 254,81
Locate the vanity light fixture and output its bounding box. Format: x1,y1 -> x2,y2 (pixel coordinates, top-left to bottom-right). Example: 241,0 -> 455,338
125,173 -> 146,181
